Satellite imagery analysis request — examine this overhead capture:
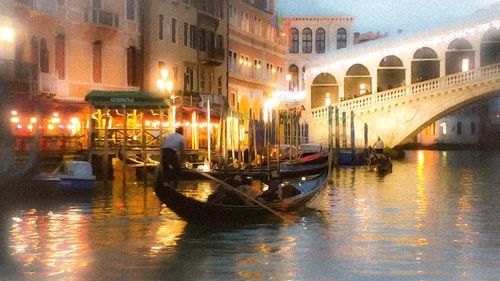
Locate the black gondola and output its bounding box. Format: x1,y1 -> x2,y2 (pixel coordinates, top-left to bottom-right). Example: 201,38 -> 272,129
175,152 -> 330,181
153,165 -> 330,223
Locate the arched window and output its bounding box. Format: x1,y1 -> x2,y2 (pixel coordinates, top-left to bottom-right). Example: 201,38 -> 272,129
337,28 -> 347,49
290,28 -> 299,53
288,64 -> 299,91
302,28 -> 312,53
315,28 -> 325,53
40,38 -> 49,73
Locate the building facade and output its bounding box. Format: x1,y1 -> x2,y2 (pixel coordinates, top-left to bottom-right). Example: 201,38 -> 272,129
227,0 -> 287,119
284,16 -> 354,98
1,0 -> 141,140
141,0 -> 227,105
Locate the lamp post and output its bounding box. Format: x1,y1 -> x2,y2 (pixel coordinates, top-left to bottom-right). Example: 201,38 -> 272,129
156,68 -> 174,132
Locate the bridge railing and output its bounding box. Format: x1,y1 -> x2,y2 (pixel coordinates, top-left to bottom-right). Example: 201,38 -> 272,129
311,62 -> 500,119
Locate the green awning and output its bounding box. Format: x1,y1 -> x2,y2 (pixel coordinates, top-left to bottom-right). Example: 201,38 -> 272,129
85,90 -> 168,109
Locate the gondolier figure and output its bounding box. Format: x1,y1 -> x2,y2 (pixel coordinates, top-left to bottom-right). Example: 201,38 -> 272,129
161,127 -> 186,185
373,136 -> 384,154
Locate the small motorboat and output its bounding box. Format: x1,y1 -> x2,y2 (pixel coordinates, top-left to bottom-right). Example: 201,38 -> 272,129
33,161 -> 96,191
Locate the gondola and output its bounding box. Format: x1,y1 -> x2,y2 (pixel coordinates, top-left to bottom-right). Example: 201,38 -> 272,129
153,165 -> 330,223
176,152 -> 330,181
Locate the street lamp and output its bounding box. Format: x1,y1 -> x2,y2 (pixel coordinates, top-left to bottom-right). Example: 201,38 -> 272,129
156,68 -> 174,131
0,26 -> 14,43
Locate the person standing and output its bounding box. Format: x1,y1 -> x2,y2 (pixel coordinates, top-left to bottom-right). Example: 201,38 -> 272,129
373,136 -> 384,154
161,127 -> 186,185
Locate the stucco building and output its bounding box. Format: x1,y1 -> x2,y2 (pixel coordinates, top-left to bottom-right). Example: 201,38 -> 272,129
227,0 -> 287,118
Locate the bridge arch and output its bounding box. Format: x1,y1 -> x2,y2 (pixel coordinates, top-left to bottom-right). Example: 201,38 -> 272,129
377,55 -> 405,91
411,47 -> 440,83
311,73 -> 338,108
446,38 -> 475,74
344,64 -> 371,100
480,28 -> 500,67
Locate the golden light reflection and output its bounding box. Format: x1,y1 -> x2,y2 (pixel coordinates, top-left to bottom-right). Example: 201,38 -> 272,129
9,208 -> 92,279
150,220 -> 187,257
413,150 -> 429,250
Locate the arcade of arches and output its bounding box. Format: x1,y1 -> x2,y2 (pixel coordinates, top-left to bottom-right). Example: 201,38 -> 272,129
310,28 -> 500,109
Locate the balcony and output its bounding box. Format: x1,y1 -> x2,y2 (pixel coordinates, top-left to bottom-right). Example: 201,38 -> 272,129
38,72 -> 57,96
15,0 -> 57,17
84,7 -> 119,29
0,59 -> 38,94
200,47 -> 224,66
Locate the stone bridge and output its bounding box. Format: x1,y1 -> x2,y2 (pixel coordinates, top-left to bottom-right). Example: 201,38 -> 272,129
303,16 -> 500,148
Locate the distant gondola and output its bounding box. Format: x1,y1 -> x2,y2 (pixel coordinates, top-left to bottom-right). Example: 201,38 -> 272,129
176,152 -> 330,181
153,166 -> 330,223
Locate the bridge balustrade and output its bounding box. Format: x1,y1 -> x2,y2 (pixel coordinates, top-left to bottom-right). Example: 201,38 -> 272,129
311,62 -> 500,119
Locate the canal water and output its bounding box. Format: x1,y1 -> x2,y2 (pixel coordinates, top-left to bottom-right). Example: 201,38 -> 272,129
1,150 -> 499,281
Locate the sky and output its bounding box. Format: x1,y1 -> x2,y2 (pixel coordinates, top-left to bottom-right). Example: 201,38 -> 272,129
276,0 -> 500,34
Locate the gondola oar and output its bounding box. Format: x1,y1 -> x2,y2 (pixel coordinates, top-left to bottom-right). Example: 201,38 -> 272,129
191,170 -> 288,222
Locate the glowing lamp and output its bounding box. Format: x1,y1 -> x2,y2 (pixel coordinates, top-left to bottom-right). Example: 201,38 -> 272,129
156,79 -> 165,90
166,81 -> 174,92
0,27 -> 14,43
160,68 -> 169,79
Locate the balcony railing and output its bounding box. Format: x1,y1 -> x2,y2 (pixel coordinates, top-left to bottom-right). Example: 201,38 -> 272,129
0,59 -> 38,93
200,48 -> 224,66
39,72 -> 57,94
15,0 -> 57,16
84,7 -> 119,29
311,62 -> 500,119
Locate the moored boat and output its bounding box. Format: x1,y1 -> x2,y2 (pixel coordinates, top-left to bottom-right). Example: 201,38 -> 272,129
32,161 -> 96,192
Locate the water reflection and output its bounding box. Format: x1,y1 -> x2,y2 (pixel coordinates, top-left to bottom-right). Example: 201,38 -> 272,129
2,150 -> 500,280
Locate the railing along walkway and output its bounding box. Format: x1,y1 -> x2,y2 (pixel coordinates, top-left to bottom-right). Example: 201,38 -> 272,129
312,62 -> 500,119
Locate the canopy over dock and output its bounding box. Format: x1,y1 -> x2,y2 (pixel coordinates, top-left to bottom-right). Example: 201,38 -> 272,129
85,90 -> 168,109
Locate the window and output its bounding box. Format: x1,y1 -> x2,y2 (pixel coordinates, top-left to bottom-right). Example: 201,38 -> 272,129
127,46 -> 137,86
470,122 -> 476,135
40,38 -> 49,73
171,18 -> 177,43
190,25 -> 196,49
316,28 -> 325,53
208,71 -> 213,94
337,28 -> 347,49
217,76 -> 222,95
126,0 -> 135,21
57,0 -> 65,5
93,41 -> 102,83
208,31 -> 215,53
184,67 -> 194,91
184,23 -> 188,47
290,28 -> 299,53
457,121 -> 462,135
216,34 -> 223,50
302,28 -> 312,53
159,14 -> 164,40
55,35 -> 65,79
441,122 -> 447,135
199,28 -> 206,51
92,0 -> 101,8
288,64 -> 299,91
199,68 -> 205,91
